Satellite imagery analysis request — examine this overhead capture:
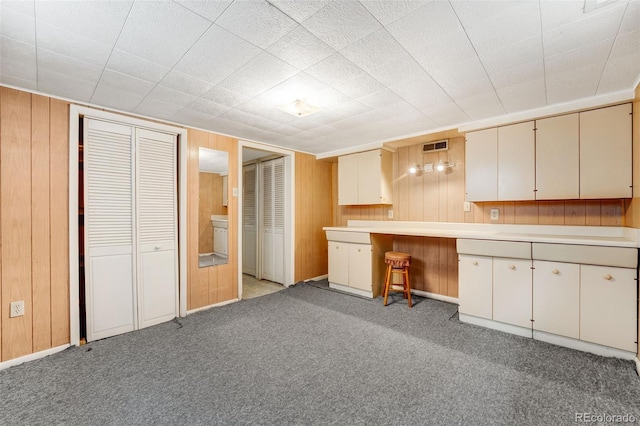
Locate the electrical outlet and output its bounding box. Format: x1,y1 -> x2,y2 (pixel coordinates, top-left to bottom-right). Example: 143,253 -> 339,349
232,187 -> 238,197
10,301 -> 24,318
463,201 -> 471,212
388,210 -> 394,219
490,208 -> 500,221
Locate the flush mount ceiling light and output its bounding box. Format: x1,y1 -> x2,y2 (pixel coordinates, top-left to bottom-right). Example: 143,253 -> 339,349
278,99 -> 320,118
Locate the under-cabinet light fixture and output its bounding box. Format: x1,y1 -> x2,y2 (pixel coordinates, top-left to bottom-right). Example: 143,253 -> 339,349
278,99 -> 320,117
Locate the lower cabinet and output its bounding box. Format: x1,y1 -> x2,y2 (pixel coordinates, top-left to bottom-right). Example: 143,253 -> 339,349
458,239 -> 638,357
327,231 -> 392,298
580,265 -> 637,353
493,258 -> 532,329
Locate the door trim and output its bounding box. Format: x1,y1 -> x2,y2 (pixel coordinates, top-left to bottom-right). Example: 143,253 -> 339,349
238,140 -> 295,299
69,105 -> 188,347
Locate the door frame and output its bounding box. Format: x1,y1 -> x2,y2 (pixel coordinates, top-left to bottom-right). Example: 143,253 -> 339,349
238,140 -> 295,299
69,105 -> 188,347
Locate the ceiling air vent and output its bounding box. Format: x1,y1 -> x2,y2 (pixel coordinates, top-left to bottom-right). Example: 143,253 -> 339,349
423,139 -> 448,153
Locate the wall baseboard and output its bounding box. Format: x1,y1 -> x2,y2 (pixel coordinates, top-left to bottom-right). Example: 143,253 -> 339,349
635,357 -> 640,376
186,298 -> 239,315
304,274 -> 328,283
412,289 -> 459,305
0,344 -> 70,371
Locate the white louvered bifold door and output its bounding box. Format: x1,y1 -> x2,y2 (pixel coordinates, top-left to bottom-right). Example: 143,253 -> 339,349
260,158 -> 284,284
136,128 -> 178,330
84,118 -> 135,342
243,164 -> 257,276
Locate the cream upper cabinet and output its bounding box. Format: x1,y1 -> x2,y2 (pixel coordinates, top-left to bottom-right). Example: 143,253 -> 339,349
338,149 -> 392,205
498,121 -> 535,201
579,103 -> 632,199
465,127 -> 497,202
535,113 -> 579,200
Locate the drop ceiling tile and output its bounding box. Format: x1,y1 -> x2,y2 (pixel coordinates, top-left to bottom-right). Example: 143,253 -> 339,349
236,98 -> 298,125
362,55 -> 427,88
115,1 -> 211,68
106,49 -> 170,84
479,35 -> 543,85
390,74 -> 452,112
37,47 -> 103,84
36,21 -> 112,66
539,0 -> 585,33
1,0 -> 34,16
334,74 -> 386,99
487,57 -> 544,90
175,0 -> 233,22
546,62 -> 602,104
0,36 -> 36,81
159,70 -> 214,97
34,0 -> 132,45
268,0 -> 332,23
267,26 -> 335,70
217,52 -> 299,99
456,91 -> 505,121
1,3 -> 35,44
451,1 -> 541,55
497,78 -> 547,112
387,2 -> 476,70
38,68 -> 96,102
619,0 -> 640,34
420,102 -> 470,127
174,106 -> 219,127
330,99 -> 371,118
219,108 -> 282,132
360,1 -> 431,25
188,98 -> 232,117
302,0 -> 381,50
255,73 -> 350,109
305,53 -> 368,88
598,30 -> 640,93
215,0 -> 298,49
357,88 -> 405,109
202,86 -> 251,108
0,73 -> 37,91
544,37 -> 613,75
143,85 -> 198,108
543,4 -> 626,56
134,98 -> 184,120
429,57 -> 494,100
173,24 -> 261,84
91,69 -> 155,110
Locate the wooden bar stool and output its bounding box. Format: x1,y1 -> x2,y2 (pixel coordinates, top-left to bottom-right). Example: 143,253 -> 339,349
382,251 -> 412,308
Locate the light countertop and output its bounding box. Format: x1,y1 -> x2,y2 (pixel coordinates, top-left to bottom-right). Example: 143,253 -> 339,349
323,221 -> 640,248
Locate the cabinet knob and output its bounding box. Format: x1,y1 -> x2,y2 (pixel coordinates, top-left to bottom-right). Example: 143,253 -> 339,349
154,245 -> 161,251
603,274 -> 613,280
473,261 -> 479,266
357,248 -> 361,252
552,269 -> 559,275
509,264 -> 516,270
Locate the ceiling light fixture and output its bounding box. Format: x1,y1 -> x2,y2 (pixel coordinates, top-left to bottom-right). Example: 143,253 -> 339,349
408,163 -> 434,174
278,99 -> 320,117
435,160 -> 455,172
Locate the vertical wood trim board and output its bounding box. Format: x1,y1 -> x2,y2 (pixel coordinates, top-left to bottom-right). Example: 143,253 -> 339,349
187,129 -> 238,311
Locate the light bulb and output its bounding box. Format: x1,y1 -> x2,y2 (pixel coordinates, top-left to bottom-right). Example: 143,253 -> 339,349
436,162 -> 445,172
409,165 -> 418,174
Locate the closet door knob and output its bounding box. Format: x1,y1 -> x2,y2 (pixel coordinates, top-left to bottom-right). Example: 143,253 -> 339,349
509,264 -> 516,270
473,261 -> 479,266
552,269 -> 559,275
154,245 -> 161,251
603,274 -> 612,280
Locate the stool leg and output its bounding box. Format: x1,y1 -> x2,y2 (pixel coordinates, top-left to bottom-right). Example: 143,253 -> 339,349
383,264 -> 392,306
404,267 -> 412,308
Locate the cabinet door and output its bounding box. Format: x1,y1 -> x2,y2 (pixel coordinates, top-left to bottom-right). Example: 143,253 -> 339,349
358,150 -> 383,205
536,114 -> 579,200
465,128 -> 498,202
580,103 -> 632,199
348,244 -> 373,291
580,265 -> 637,352
338,153 -> 359,205
328,241 -> 349,286
498,121 -> 535,201
493,258 -> 532,328
458,255 -> 493,319
532,261 -> 579,339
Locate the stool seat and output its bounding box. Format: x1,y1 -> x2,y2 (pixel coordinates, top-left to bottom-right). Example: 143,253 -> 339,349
383,251 -> 412,308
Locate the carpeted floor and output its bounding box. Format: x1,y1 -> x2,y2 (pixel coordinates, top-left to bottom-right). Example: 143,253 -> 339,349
1,280 -> 639,425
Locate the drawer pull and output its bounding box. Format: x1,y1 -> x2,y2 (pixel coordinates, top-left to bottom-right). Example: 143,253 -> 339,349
603,274 -> 613,280
509,264 -> 516,270
154,245 -> 161,251
473,261 -> 479,266
357,249 -> 361,252
552,269 -> 559,275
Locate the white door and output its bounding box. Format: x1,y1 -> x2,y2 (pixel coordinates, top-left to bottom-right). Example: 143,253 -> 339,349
84,118 -> 136,342
260,158 -> 285,284
135,128 -> 178,330
242,164 -> 257,276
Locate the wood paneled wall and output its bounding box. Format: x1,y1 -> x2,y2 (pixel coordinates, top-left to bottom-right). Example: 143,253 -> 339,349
188,130 -> 238,310
294,153 -> 333,282
0,88 -> 69,362
198,172 -> 227,254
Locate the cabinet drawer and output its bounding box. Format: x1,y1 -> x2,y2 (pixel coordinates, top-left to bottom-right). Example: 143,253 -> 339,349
532,243 -> 637,268
457,239 -> 530,259
326,231 -> 371,244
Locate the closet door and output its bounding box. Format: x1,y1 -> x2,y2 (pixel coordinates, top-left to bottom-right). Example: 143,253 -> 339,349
136,128 -> 178,329
84,119 -> 135,342
243,164 -> 257,276
261,158 -> 284,284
